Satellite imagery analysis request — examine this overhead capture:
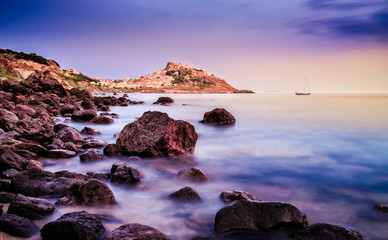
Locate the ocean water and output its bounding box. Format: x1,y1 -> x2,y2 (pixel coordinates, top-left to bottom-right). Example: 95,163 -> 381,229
2,93 -> 388,240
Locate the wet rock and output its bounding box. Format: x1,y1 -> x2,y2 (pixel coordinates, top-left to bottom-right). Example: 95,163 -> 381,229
374,203 -> 388,212
13,119 -> 55,142
90,116 -> 114,124
128,156 -> 142,161
87,171 -> 111,180
153,96 -> 174,106
177,167 -> 208,182
71,109 -> 98,122
64,142 -> 78,152
11,168 -> 88,197
53,123 -> 69,133
0,192 -> 15,203
103,143 -> 121,156
47,149 -> 76,158
200,108 -> 236,125
168,186 -> 202,202
24,70 -> 67,97
15,104 -> 36,116
99,106 -> 110,111
60,104 -> 78,115
0,180 -> 11,191
214,201 -> 308,234
69,88 -> 93,99
116,111 -> 198,157
56,126 -> 83,143
81,99 -> 96,110
0,214 -> 39,237
56,179 -> 117,206
7,194 -> 55,219
0,148 -> 28,172
41,211 -> 105,240
0,108 -> 19,131
220,190 -> 262,204
1,168 -> 20,179
103,223 -> 171,240
80,149 -> 105,162
290,223 -> 369,240
26,160 -> 44,170
110,161 -> 141,184
81,126 -> 101,135
0,204 -> 2,215
123,94 -> 129,98
82,139 -> 107,149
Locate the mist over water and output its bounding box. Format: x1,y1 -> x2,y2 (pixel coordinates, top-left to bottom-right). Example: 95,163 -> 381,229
3,93 -> 388,240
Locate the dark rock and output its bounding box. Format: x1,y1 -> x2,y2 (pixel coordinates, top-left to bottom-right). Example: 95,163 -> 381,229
123,94 -> 129,98
71,109 -> 98,122
0,192 -> 15,203
220,190 -> 262,204
116,111 -> 198,157
15,104 -> 36,116
26,160 -> 44,170
374,203 -> 388,212
60,104 -> 78,115
200,108 -> 236,125
81,99 -> 96,110
87,171 -> 111,180
153,96 -> 174,106
214,201 -> 308,234
177,167 -> 208,182
103,144 -> 121,156
82,139 -> 107,149
90,116 -> 114,124
7,194 -> 55,219
41,211 -> 105,240
103,223 -> 171,240
69,88 -> 93,99
53,123 -> 69,133
0,108 -> 19,131
64,142 -> 78,152
110,161 -> 141,184
99,106 -> 110,111
168,186 -> 202,202
47,149 -> 76,158
56,126 -> 83,143
80,149 -> 105,162
0,148 -> 28,172
13,118 -> 54,143
0,214 -> 39,237
81,127 -> 101,135
1,168 -> 20,178
11,168 -> 88,197
0,204 -> 2,215
290,223 -> 369,240
24,70 -> 67,97
128,156 -> 142,161
0,179 -> 11,191
56,179 -> 116,206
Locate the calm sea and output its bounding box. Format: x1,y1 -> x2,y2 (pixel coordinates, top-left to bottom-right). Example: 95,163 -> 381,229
3,93 -> 388,240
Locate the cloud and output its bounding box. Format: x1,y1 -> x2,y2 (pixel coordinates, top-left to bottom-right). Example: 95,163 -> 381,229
305,0 -> 388,11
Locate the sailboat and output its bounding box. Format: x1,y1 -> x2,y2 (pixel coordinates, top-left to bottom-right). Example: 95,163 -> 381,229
295,76 -> 311,95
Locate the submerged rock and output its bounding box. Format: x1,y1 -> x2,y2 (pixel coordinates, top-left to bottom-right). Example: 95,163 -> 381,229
71,109 -> 98,122
81,127 -> 101,135
168,186 -> 202,202
103,223 -> 171,240
7,194 -> 55,219
80,149 -> 105,162
110,161 -> 141,184
177,167 -> 208,182
153,96 -> 174,105
290,223 -> 369,240
89,116 -> 114,124
200,108 -> 236,125
220,190 -> 262,204
56,126 -> 83,143
47,149 -> 77,158
0,214 -> 40,237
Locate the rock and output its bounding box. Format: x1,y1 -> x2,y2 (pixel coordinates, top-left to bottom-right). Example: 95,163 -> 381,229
103,143 -> 121,156
1,168 -> 20,179
71,109 -> 98,122
24,70 -> 67,97
15,104 -> 36,116
81,99 -> 96,110
177,167 -> 208,182
89,116 -> 114,124
56,179 -> 117,206
0,108 -> 19,131
116,111 -> 198,157
82,139 -> 107,149
200,108 -> 236,125
13,119 -> 54,142
99,106 -> 110,111
0,148 -> 28,172
220,190 -> 262,204
123,94 -> 129,98
26,160 -> 44,170
0,179 -> 11,191
11,168 -> 88,197
110,161 -> 141,184
41,211 -> 105,240
0,192 -> 15,203
214,201 -> 308,233
47,149 -> 77,158
168,186 -> 202,202
56,126 -> 83,143
7,194 -> 55,219
0,204 -> 2,215
64,142 -> 78,152
374,203 -> 388,212
153,96 -> 174,105
81,127 -> 101,135
103,223 -> 171,240
87,171 -> 111,180
80,149 -> 105,162
60,104 -> 78,115
53,123 -> 69,133
0,214 -> 39,237
290,223 -> 369,240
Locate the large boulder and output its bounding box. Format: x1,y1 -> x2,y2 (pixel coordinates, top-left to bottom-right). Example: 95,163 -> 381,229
110,161 -> 141,184
0,148 -> 28,172
7,194 -> 55,219
214,201 -> 308,233
56,179 -> 117,206
41,211 -> 105,240
103,223 -> 170,240
71,109 -> 98,122
116,111 -> 198,157
11,168 -> 88,197
0,108 -> 19,131
200,108 -> 236,125
290,223 -> 369,240
56,126 -> 83,143
177,167 -> 208,182
0,214 -> 39,237
24,70 -> 67,97
168,186 -> 202,202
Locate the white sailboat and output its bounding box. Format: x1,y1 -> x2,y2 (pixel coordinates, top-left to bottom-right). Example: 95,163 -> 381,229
295,76 -> 311,95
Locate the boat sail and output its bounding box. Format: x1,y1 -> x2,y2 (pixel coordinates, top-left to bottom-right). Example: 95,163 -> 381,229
295,76 -> 311,95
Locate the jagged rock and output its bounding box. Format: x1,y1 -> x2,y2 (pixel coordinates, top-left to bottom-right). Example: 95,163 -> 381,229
1,168 -> 20,179
0,148 -> 28,172
69,88 -> 93,99
41,211 -> 105,240
87,171 -> 111,180
200,108 -> 236,125
56,126 -> 83,143
80,149 -> 105,162
53,123 -> 69,133
168,186 -> 202,202
0,192 -> 15,203
220,190 -> 262,204
103,143 -> 121,156
7,194 -> 55,219
47,149 -> 76,158
81,126 -> 101,135
81,99 -> 96,110
60,104 -> 79,115
110,161 -> 141,184
15,104 -> 36,116
103,223 -> 171,240
26,160 -> 44,170
0,108 -> 19,131
64,142 -> 78,152
0,214 -> 39,237
82,139 -> 107,149
11,168 -> 88,197
24,70 -> 67,97
71,109 -> 98,122
13,118 -> 54,143
90,116 -> 114,124
177,167 -> 208,182
116,111 -> 198,157
99,106 -> 110,111
56,179 -> 116,206
290,223 -> 369,240
214,201 -> 308,233
153,96 -> 174,105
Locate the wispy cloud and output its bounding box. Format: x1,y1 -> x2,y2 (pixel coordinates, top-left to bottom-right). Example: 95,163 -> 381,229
305,0 -> 388,11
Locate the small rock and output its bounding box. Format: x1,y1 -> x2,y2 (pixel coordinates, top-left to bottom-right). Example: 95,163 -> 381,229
111,161 -> 141,184
1,168 -> 20,179
0,204 -> 2,215
80,149 -> 105,162
71,109 -> 98,122
0,214 -> 39,237
290,223 -> 369,240
0,148 -> 28,172
81,127 -> 101,135
7,194 -> 55,219
0,108 -> 19,131
82,139 -> 107,149
220,190 -> 262,204
26,160 -> 44,171
87,171 -> 111,180
53,124 -> 69,133
56,126 -> 83,143
103,223 -> 171,240
103,143 -> 121,156
153,96 -> 174,106
89,116 -> 114,124
200,108 -> 236,125
168,186 -> 202,202
47,149 -> 77,158
64,141 -> 78,152
177,167 -> 208,182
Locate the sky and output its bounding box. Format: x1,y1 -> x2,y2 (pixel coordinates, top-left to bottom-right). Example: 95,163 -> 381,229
1,0 -> 387,93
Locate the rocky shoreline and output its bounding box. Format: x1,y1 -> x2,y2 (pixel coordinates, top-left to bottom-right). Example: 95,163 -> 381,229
0,72 -> 376,239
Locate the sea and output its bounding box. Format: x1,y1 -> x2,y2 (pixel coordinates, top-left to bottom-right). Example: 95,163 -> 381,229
2,93 -> 388,240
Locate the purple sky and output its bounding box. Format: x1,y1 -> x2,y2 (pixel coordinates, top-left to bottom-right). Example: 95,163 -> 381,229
1,0 -> 387,92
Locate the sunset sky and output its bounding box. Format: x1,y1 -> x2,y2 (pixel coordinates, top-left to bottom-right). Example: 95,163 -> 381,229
1,0 -> 387,92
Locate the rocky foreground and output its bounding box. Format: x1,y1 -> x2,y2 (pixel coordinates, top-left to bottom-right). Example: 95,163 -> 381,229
0,72 -> 374,239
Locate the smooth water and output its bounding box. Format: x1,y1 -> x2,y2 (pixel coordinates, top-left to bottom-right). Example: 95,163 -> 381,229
2,93 -> 388,240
